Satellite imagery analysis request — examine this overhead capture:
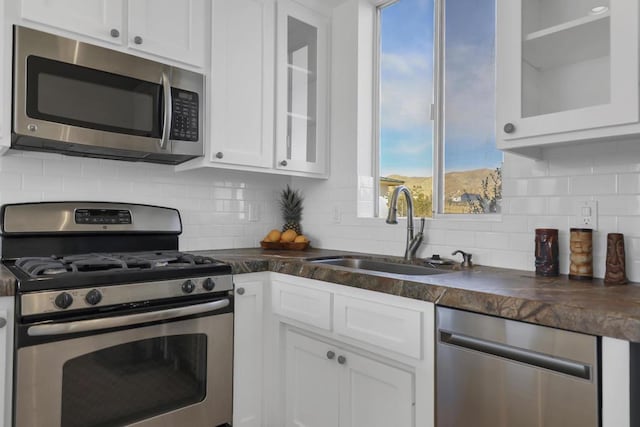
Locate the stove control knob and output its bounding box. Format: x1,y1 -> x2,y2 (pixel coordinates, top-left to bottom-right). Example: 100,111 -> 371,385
85,289 -> 102,306
54,292 -> 73,309
181,280 -> 196,294
202,278 -> 215,291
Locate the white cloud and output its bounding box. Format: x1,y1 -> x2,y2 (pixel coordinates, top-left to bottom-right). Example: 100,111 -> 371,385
381,52 -> 430,76
387,140 -> 430,155
380,52 -> 433,130
443,42 -> 496,145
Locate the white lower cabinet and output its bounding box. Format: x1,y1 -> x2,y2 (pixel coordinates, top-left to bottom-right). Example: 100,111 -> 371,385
271,273 -> 434,427
0,297 -> 14,427
285,330 -> 341,427
285,329 -> 413,427
233,275 -> 267,427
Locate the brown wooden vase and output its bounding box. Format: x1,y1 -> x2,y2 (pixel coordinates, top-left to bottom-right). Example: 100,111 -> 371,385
535,228 -> 559,276
569,228 -> 593,281
604,233 -> 627,286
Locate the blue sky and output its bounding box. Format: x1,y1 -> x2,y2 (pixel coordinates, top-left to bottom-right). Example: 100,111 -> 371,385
380,0 -> 503,177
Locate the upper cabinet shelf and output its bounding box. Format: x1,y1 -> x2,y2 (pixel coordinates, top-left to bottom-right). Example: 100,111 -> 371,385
496,1 -> 640,157
523,12 -> 610,69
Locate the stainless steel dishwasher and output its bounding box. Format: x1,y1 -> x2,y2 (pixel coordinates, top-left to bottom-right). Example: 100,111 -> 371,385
436,307 -> 599,427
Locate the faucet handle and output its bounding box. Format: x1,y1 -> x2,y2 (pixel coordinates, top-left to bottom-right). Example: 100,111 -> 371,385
452,250 -> 473,268
418,218 -> 425,234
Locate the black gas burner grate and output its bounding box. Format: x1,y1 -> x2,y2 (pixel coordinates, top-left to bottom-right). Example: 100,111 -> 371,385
14,251 -> 220,278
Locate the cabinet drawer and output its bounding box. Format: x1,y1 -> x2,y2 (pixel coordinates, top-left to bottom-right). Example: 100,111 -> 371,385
333,294 -> 422,359
272,279 -> 332,330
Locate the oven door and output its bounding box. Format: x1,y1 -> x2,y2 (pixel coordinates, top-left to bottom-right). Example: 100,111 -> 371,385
15,302 -> 232,427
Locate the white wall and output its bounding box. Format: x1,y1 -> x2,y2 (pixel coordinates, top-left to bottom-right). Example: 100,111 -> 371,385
294,0 -> 640,282
0,150 -> 289,250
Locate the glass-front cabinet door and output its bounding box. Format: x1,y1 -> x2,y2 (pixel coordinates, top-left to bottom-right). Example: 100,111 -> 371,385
497,0 -> 639,144
276,0 -> 329,175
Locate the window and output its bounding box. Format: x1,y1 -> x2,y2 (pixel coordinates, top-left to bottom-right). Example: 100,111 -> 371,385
378,0 -> 502,217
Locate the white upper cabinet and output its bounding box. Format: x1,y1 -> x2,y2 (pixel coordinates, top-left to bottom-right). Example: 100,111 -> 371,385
19,0 -> 207,67
275,0 -> 329,175
128,0 -> 206,67
210,0 -> 275,168
21,0 -> 123,44
496,0 -> 639,156
0,4 -> 6,154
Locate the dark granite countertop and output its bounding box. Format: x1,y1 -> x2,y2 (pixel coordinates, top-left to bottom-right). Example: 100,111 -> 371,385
197,248 -> 640,343
2,247 -> 639,341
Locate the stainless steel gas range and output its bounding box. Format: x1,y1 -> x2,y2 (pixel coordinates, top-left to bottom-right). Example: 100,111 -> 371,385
0,202 -> 233,427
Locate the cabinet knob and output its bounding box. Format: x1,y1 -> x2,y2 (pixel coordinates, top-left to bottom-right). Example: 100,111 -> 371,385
280,160 -> 288,167
503,123 -> 516,134
326,351 -> 335,360
110,28 -> 120,38
0,318 -> 6,329
236,287 -> 245,295
337,355 -> 347,365
216,152 -> 224,159
134,36 -> 143,45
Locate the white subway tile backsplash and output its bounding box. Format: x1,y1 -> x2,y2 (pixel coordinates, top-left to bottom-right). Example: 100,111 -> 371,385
618,174 -> 640,194
507,197 -> 547,215
23,174 -> 62,192
528,177 -> 570,196
0,150 -> 288,251
597,195 -> 640,216
569,174 -> 617,195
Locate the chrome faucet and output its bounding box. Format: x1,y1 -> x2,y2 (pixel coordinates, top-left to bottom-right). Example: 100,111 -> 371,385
386,185 -> 425,260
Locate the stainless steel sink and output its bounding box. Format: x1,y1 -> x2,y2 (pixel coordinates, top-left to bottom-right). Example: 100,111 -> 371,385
309,257 -> 445,276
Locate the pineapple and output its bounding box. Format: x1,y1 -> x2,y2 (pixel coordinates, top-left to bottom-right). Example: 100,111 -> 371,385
280,185 -> 303,235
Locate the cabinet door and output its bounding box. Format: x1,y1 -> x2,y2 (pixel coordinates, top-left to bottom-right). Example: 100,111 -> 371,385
276,0 -> 329,175
0,5 -> 6,154
284,330 -> 340,427
233,280 -> 265,427
0,297 -> 14,427
21,0 -> 123,44
497,0 -> 639,144
339,350 -> 414,427
128,0 -> 207,67
210,0 -> 275,168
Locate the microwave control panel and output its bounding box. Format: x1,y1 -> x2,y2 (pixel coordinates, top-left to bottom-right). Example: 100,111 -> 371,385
170,88 -> 199,142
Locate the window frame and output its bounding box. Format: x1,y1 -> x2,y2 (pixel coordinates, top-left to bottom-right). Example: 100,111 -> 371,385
373,0 -> 502,220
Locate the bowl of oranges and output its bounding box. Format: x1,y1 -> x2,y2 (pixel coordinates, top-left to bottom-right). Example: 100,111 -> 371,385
260,229 -> 310,250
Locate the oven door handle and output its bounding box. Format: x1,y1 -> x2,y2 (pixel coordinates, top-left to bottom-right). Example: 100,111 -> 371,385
27,298 -> 230,337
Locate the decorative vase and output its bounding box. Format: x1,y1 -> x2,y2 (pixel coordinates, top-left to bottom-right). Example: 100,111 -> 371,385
535,228 -> 559,277
604,233 -> 627,286
569,228 -> 593,281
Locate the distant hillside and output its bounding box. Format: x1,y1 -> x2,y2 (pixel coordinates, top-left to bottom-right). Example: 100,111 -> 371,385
387,168 -> 497,199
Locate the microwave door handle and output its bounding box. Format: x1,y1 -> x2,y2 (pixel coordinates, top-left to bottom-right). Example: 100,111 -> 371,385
160,71 -> 172,150
27,298 -> 230,337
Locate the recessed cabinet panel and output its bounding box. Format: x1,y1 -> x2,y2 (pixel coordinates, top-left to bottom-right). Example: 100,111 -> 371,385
497,0 -> 639,148
210,0 -> 275,168
128,0 -> 206,67
21,0 -> 123,44
276,0 -> 328,175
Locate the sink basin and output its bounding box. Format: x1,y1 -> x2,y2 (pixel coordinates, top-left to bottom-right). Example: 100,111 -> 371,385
309,257 -> 445,276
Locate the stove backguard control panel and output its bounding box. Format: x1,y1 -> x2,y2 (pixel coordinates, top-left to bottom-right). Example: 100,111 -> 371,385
74,209 -> 132,225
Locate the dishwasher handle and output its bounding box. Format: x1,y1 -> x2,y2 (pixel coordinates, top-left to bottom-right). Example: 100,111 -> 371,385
439,330 -> 592,380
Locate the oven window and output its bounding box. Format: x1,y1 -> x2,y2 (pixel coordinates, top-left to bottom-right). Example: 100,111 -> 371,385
26,55 -> 163,138
61,334 -> 207,427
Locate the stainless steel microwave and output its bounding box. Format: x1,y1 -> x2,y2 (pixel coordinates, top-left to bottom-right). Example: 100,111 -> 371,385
12,26 -> 204,164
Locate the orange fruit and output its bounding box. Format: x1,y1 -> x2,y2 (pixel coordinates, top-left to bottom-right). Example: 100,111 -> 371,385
294,235 -> 308,243
280,229 -> 297,242
266,229 -> 281,242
